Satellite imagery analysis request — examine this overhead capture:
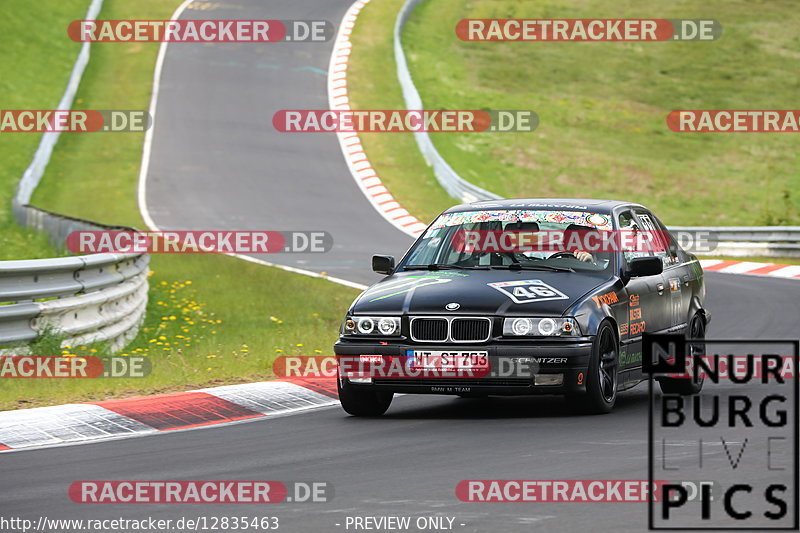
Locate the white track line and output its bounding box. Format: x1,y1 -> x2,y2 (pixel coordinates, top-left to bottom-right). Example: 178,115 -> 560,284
137,0 -> 195,233
136,0 -> 367,291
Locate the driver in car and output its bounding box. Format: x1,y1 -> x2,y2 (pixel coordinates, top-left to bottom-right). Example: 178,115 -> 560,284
509,221 -> 595,263
561,224 -> 595,263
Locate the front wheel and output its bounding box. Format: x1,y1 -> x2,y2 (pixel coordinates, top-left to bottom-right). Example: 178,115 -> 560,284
567,322 -> 619,414
337,375 -> 393,416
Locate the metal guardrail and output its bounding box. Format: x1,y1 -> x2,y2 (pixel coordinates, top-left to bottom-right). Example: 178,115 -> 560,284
0,253 -> 149,354
670,227 -> 800,257
393,0 -> 800,258
0,0 -> 150,352
394,0 -> 501,204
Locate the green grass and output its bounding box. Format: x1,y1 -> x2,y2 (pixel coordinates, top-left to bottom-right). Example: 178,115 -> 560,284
348,0 -> 800,227
0,0 -> 88,259
3,261 -> 357,410
0,0 -> 359,410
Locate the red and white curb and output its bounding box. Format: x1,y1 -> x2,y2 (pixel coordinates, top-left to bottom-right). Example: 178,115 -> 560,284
0,379 -> 338,452
700,259 -> 800,279
328,0 -> 428,239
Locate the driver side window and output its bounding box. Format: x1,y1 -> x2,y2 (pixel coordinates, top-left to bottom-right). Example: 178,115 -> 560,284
618,210 -> 650,268
634,209 -> 675,269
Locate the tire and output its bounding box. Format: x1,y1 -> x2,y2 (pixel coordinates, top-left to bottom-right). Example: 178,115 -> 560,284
567,322 -> 619,414
337,375 -> 393,416
658,313 -> 705,396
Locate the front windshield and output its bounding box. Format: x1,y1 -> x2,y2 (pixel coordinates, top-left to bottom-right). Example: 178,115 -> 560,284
402,209 -> 616,273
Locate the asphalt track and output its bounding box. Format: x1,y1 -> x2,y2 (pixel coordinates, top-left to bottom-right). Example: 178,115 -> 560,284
142,0 -> 413,284
1,273 -> 799,533
3,0 -> 798,532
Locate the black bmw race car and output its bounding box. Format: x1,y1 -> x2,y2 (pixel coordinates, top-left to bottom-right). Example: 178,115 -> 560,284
334,199 -> 708,415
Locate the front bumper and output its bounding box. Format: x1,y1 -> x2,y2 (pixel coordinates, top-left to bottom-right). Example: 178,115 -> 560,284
333,339 -> 594,396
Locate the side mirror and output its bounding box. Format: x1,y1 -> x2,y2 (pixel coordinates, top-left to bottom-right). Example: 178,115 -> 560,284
372,254 -> 395,275
628,256 -> 663,278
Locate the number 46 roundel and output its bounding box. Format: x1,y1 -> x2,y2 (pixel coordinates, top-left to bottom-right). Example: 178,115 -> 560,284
488,279 -> 569,304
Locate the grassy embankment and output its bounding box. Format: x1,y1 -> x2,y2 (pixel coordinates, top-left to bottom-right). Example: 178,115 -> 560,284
1,0 -> 359,410
347,0 -> 799,233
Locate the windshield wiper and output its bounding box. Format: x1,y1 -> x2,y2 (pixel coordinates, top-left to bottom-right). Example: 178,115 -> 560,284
403,263 -> 488,271
490,264 -> 575,273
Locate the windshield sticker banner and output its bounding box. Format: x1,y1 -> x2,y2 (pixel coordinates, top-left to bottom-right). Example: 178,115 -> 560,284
426,210 -> 613,237
488,280 -> 569,304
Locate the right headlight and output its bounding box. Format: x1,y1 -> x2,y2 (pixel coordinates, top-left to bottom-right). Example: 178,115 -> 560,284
503,317 -> 581,337
342,316 -> 401,337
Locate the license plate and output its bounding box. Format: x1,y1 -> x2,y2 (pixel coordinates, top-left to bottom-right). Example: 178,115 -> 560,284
410,350 -> 489,370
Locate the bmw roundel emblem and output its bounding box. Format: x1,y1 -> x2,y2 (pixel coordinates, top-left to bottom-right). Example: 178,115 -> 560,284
445,302 -> 460,311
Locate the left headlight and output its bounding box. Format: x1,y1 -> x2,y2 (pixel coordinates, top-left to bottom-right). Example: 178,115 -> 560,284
342,316 -> 401,336
503,317 -> 581,337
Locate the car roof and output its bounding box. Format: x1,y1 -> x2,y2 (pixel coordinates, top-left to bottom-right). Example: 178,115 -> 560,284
444,198 -> 645,215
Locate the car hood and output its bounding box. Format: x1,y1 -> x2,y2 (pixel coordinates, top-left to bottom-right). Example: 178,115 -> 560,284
351,269 -> 610,317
